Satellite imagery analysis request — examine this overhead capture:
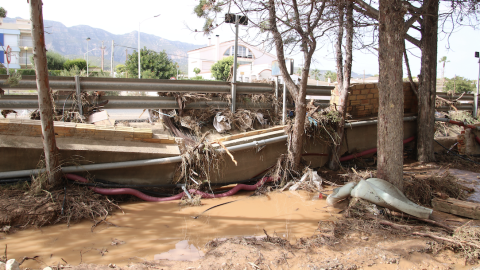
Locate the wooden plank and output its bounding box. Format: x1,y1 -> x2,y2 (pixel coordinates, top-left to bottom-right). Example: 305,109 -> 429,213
432,198 -> 480,220
216,125 -> 286,143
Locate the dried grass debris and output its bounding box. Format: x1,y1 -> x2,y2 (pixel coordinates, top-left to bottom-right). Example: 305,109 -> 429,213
403,170 -> 470,207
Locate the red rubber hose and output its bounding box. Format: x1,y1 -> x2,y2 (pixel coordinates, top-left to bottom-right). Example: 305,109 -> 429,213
65,174 -> 274,202
339,136 -> 416,162
446,120 -> 478,130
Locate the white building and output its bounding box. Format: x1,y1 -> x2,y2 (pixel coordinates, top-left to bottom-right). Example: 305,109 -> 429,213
0,18 -> 33,70
187,36 -> 275,82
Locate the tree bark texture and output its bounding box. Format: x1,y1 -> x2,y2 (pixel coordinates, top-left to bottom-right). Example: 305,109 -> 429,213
329,1 -> 353,170
417,0 -> 438,162
267,0 -> 318,170
30,0 -> 62,186
377,0 -> 405,190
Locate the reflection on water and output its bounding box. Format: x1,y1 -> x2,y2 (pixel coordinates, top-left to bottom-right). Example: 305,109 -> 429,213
0,190 -> 341,268
154,240 -> 204,261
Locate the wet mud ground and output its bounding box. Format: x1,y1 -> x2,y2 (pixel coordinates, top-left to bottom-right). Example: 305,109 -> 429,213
2,162 -> 480,269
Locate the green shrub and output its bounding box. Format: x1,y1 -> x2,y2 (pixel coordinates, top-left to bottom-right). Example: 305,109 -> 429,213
17,69 -> 36,76
64,59 -> 87,71
48,70 -> 63,76
0,69 -> 35,75
46,51 -> 67,70
444,76 -> 476,94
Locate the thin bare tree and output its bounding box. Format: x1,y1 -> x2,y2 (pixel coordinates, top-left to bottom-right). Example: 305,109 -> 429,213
194,0 -> 336,170
29,0 -> 62,186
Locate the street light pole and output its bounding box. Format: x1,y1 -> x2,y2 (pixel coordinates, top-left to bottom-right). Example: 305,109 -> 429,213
138,14 -> 160,79
231,15 -> 239,112
24,46 -> 28,67
86,37 -> 91,77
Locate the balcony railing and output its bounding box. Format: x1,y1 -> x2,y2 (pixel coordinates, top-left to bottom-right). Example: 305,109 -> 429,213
19,39 -> 33,48
18,57 -> 32,66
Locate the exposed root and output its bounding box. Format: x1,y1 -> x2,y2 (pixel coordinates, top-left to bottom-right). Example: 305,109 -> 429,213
179,194 -> 202,207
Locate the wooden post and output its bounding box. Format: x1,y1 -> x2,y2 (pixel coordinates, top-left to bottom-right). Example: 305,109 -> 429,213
29,0 -> 62,186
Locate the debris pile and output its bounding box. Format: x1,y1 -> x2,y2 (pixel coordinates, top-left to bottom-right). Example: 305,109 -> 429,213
29,91 -> 109,123
156,92 -> 281,135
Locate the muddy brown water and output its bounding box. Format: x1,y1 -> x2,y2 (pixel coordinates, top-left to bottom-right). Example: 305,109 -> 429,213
1,190 -> 341,268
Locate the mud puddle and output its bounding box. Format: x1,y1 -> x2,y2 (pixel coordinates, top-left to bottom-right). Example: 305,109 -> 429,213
1,190 -> 341,268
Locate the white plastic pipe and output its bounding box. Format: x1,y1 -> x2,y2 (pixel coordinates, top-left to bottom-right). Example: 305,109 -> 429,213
0,135 -> 288,179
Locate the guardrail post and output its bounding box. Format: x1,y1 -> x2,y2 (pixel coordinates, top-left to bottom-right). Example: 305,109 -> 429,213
75,76 -> 83,116
282,83 -> 287,125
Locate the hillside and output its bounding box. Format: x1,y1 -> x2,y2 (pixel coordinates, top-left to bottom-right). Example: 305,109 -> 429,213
5,17 -> 203,73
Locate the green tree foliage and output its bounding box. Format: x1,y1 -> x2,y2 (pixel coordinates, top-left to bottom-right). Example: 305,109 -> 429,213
0,7 -> 7,18
193,67 -> 201,75
46,51 -> 66,70
444,76 -> 476,94
211,56 -> 238,81
116,64 -> 126,74
325,70 -> 337,82
311,69 -> 321,80
141,70 -> 156,79
125,47 -> 177,79
193,0 -> 223,34
64,59 -> 87,71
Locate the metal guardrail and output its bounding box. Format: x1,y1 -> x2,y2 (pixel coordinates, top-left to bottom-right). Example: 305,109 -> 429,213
0,75 -> 334,95
0,95 -> 330,110
0,75 -> 333,111
2,75 -> 477,113
436,92 -> 477,112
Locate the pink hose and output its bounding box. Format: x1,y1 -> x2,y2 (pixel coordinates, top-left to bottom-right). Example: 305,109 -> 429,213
65,174 -> 274,202
339,136 -> 416,162
444,120 -> 480,146
446,120 -> 478,130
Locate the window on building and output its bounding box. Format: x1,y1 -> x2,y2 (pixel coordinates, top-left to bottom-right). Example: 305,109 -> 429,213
223,45 -> 253,59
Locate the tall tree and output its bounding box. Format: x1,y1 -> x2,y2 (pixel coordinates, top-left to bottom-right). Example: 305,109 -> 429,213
328,0 -> 354,170
377,0 -> 405,189
211,56 -> 236,81
439,56 -> 450,84
353,0 -> 479,165
29,0 -> 62,186
125,47 -> 177,79
195,0 -> 334,170
416,0 -> 439,163
0,7 -> 6,18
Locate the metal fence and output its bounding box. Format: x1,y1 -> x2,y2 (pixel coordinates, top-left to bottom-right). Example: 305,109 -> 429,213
0,75 -> 334,113
3,75 -> 473,114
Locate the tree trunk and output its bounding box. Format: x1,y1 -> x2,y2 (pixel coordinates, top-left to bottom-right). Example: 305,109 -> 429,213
30,0 -> 62,186
377,0 -> 405,190
417,0 -> 438,162
329,1 -> 353,170
290,82 -> 307,169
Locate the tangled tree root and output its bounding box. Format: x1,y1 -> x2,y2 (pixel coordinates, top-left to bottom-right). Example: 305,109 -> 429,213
0,183 -> 119,229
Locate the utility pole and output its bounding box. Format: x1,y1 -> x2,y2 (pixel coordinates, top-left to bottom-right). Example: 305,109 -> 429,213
111,40 -> 114,77
225,13 -> 247,112
29,0 -> 61,186
126,49 -> 129,78
101,41 -> 105,71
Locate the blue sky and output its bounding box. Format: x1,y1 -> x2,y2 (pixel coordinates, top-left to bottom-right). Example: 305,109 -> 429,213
3,0 -> 480,80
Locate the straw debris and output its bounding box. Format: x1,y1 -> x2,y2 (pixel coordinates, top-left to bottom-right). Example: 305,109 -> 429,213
403,170 -> 470,207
